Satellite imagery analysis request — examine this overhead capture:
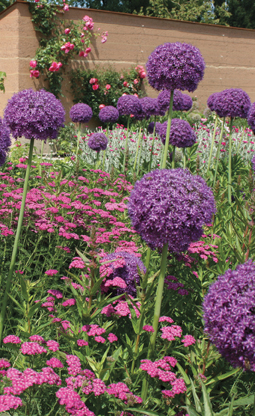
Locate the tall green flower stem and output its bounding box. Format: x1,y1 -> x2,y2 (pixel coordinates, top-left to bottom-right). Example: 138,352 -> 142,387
228,117 -> 234,204
0,138 -> 35,345
149,117 -> 156,171
172,145 -> 176,169
161,90 -> 174,169
183,148 -> 186,168
213,118 -> 225,187
206,115 -> 218,174
39,140 -> 44,177
76,123 -> 81,158
133,126 -> 142,171
123,118 -> 130,173
137,127 -> 144,175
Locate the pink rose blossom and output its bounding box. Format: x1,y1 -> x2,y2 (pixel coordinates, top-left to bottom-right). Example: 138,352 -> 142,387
30,60 -> 37,68
64,28 -> 70,34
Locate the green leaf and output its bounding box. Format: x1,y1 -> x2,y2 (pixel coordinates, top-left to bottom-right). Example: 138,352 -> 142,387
201,380 -> 213,416
206,368 -> 240,386
181,405 -> 200,416
125,408 -> 166,416
176,362 -> 190,385
190,378 -> 202,413
27,301 -> 42,319
19,275 -> 28,302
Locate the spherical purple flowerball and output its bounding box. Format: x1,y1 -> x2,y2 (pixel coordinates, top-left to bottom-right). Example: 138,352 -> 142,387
181,94 -> 193,111
203,260 -> 255,371
4,89 -> 65,141
140,97 -> 157,119
146,42 -> 205,92
247,102 -> 255,133
159,118 -> 196,148
157,90 -> 190,114
101,251 -> 146,297
88,132 -> 108,152
207,92 -> 219,112
69,103 -> 93,123
0,117 -> 11,166
99,106 -> 119,124
128,168 -> 216,252
117,95 -> 142,117
148,122 -> 162,135
214,89 -> 251,119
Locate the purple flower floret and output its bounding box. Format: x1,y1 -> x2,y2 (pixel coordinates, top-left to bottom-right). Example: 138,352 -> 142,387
160,119 -> 196,148
0,117 -> 11,166
4,89 -> 65,141
102,251 -> 146,297
148,122 -> 162,135
99,106 -> 119,123
252,154 -> 255,172
128,168 -> 216,252
203,260 -> 255,371
146,42 -> 205,92
207,92 -> 219,112
247,102 -> 255,132
88,133 -> 108,152
214,89 -> 251,118
69,103 -> 93,123
117,95 -> 142,117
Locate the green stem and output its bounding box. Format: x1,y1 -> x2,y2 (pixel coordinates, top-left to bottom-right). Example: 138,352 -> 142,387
133,126 -> 142,171
102,150 -> 106,171
123,118 -> 130,173
228,117 -> 233,204
149,116 -> 156,172
0,138 -> 35,345
236,127 -> 245,154
148,243 -> 168,354
136,128 -> 143,175
183,148 -> 186,168
171,145 -> 176,169
39,140 -> 44,176
161,90 -> 174,169
206,115 -> 218,174
213,118 -> 225,187
76,123 -> 81,158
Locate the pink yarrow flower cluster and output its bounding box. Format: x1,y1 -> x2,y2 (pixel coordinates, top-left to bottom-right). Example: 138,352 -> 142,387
20,342 -> 47,355
161,325 -> 182,341
181,334 -> 196,347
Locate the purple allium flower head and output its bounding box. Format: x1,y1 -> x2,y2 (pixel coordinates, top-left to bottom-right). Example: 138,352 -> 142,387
99,106 -> 119,123
102,251 -> 146,297
148,122 -> 162,135
207,92 -> 219,112
128,168 -> 215,252
140,97 -> 158,119
203,260 -> 255,371
181,93 -> 193,111
88,133 -> 108,152
157,90 -> 190,115
146,42 -> 205,92
214,89 -> 251,118
69,103 -> 93,123
160,119 -> 196,148
0,117 -> 11,166
117,95 -> 142,117
247,102 -> 255,133
4,89 -> 65,141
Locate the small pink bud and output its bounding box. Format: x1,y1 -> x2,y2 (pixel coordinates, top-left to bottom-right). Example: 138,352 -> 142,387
105,84 -> 111,90
85,47 -> 91,53
99,104 -> 105,110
